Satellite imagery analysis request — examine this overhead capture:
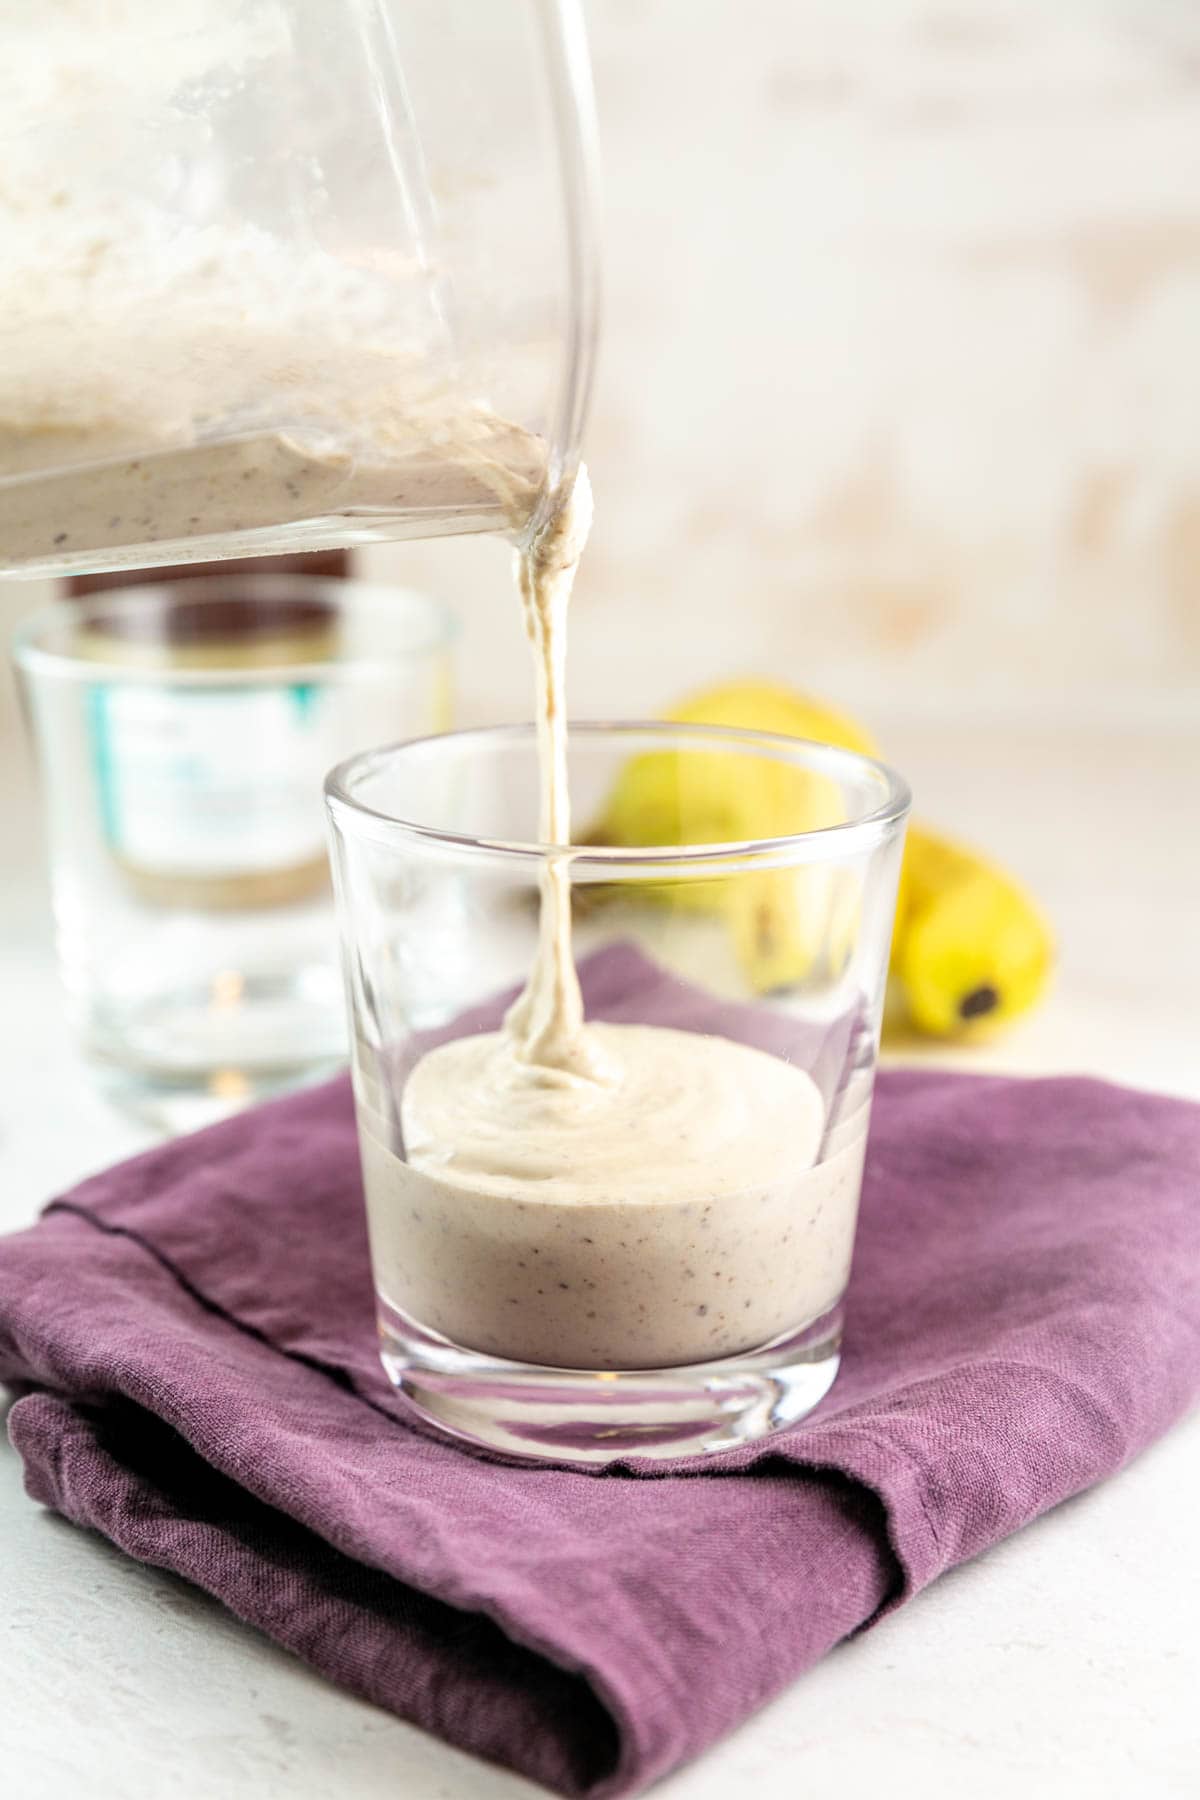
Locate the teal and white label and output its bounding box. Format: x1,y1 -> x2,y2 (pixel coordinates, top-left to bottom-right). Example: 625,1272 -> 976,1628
87,682 -> 330,874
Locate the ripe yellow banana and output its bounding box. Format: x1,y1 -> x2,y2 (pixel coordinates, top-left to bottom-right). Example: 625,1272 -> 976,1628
725,864 -> 861,991
589,678 -> 1054,1040
891,824 -> 1053,1039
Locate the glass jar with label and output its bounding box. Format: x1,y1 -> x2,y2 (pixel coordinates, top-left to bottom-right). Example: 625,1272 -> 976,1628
15,574 -> 454,1127
75,581 -> 342,910
66,553 -> 355,911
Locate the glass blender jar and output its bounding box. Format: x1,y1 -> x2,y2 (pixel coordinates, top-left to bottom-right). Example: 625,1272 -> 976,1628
5,1 -> 599,1125
0,0 -> 599,577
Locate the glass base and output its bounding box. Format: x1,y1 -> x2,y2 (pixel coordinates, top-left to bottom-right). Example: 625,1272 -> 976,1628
87,1056 -> 345,1133
377,1294 -> 842,1465
82,967 -> 346,1130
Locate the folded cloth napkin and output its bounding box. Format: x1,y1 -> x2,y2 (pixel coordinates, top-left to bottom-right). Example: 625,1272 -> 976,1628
1,948 -> 1199,1799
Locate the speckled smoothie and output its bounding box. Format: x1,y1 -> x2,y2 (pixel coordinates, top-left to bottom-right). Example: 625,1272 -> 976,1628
362,1025 -> 864,1369
0,398 -> 542,569
359,474 -> 867,1370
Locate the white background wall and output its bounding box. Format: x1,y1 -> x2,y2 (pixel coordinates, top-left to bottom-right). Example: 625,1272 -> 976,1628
364,0 -> 1200,732
4,0 -> 1199,740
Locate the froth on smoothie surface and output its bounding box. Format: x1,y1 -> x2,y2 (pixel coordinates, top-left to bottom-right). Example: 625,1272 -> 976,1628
402,1023 -> 826,1201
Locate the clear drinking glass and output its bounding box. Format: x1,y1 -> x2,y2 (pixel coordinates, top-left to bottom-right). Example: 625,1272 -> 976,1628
325,723 -> 910,1463
0,0 -> 598,577
15,575 -> 453,1129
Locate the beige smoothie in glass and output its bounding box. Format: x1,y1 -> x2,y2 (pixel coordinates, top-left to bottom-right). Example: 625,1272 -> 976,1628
356,473 -> 871,1372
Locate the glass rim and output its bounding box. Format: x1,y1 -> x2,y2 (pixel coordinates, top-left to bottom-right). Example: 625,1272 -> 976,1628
324,720 -> 912,869
9,575 -> 456,687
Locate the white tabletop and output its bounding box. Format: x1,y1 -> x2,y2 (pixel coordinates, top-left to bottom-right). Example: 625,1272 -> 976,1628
1,722 -> 1197,1800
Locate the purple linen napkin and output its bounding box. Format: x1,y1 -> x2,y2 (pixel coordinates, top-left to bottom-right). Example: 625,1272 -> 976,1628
1,949 -> 1198,1797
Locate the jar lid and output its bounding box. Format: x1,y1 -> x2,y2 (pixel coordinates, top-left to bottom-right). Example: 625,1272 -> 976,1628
67,553 -> 346,649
